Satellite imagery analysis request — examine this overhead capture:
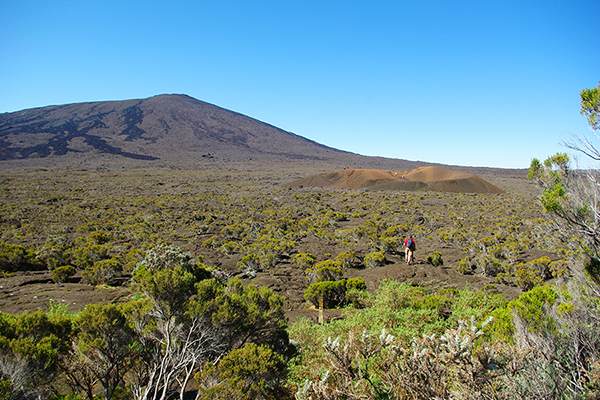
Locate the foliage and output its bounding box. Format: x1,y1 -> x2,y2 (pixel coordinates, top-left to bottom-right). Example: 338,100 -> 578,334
82,258 -> 122,286
295,317 -> 529,400
335,250 -> 356,269
51,264 -> 76,283
292,253 -> 316,271
196,342 -> 288,400
0,309 -> 74,399
425,251 -> 443,266
289,280 -> 508,385
0,243 -> 42,272
529,84 -> 600,267
304,280 -> 348,309
192,278 -> 289,354
69,303 -> 137,400
305,260 -> 343,285
363,250 -> 386,268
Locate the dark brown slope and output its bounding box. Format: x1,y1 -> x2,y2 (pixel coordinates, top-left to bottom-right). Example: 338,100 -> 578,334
0,94 -> 526,181
0,94 -> 367,167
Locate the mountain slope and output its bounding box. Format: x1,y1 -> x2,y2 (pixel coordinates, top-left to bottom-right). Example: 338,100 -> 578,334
0,94 -> 525,183
0,94 -> 359,165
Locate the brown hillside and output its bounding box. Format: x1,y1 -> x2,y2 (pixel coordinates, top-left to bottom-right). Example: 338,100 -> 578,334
288,166 -> 505,194
0,94 -> 423,171
0,95 -> 527,182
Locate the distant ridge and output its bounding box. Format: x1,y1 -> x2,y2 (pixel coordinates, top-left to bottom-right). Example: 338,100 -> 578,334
288,166 -> 506,194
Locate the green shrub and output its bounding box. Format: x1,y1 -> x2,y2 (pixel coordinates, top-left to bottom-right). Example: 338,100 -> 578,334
335,250 -> 356,269
345,287 -> 371,309
292,253 -> 316,271
209,342 -> 287,400
379,236 -> 401,253
238,254 -> 260,272
364,251 -> 386,268
51,265 -> 76,283
305,260 -> 343,284
457,257 -> 474,274
0,242 -> 42,272
89,230 -> 110,245
426,251 -> 444,267
304,280 -> 347,308
346,277 -> 367,291
83,258 -> 122,286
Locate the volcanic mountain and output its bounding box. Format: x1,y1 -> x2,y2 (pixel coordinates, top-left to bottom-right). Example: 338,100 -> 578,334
288,166 -> 506,194
0,94 -> 525,186
0,94 -> 422,170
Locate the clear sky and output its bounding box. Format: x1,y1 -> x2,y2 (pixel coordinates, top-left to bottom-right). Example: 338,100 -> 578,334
1,0 -> 598,168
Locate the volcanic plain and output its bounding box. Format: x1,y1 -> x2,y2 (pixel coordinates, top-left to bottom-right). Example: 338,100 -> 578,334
0,94 -> 554,324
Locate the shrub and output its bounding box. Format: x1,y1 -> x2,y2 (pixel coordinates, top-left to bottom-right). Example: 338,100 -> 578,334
345,287 -> 371,309
221,241 -> 239,255
292,253 -> 316,271
209,342 -> 287,400
304,280 -> 347,308
550,259 -> 569,278
305,260 -> 343,285
83,258 -> 122,286
0,242 -> 42,272
457,257 -> 474,274
137,243 -> 196,273
426,251 -> 444,267
68,243 -> 109,269
364,251 -> 386,268
346,277 -> 367,291
379,236 -> 401,253
238,253 -> 260,272
335,250 -> 356,269
89,230 -> 110,245
51,265 -> 76,283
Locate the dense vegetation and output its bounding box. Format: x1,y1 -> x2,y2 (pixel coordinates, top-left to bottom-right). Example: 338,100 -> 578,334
0,83 -> 598,399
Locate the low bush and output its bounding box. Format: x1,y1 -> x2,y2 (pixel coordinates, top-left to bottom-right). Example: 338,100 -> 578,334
364,251 -> 386,268
335,250 -> 356,269
0,242 -> 42,272
456,257 -> 474,274
51,265 -> 76,283
293,253 -> 316,271
82,258 -> 122,286
305,260 -> 343,285
426,251 -> 443,267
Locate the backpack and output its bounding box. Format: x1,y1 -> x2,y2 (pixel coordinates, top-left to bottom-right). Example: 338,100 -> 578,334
406,238 -> 413,249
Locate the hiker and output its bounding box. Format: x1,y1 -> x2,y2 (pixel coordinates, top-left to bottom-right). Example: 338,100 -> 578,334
404,236 -> 416,264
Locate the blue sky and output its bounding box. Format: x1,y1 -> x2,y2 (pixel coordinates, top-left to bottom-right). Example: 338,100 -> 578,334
1,0 -> 598,168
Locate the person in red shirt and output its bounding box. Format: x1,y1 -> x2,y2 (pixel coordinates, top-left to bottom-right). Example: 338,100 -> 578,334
404,236 -> 416,265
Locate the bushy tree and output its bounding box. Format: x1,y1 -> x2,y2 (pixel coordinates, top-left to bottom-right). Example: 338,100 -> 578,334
129,245 -> 221,400
529,82 -> 600,275
0,309 -> 73,399
195,342 -> 287,400
522,82 -> 600,399
129,244 -> 289,400
69,303 -> 137,400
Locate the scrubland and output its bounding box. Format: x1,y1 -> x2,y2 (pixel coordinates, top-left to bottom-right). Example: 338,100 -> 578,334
0,167 -> 597,399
